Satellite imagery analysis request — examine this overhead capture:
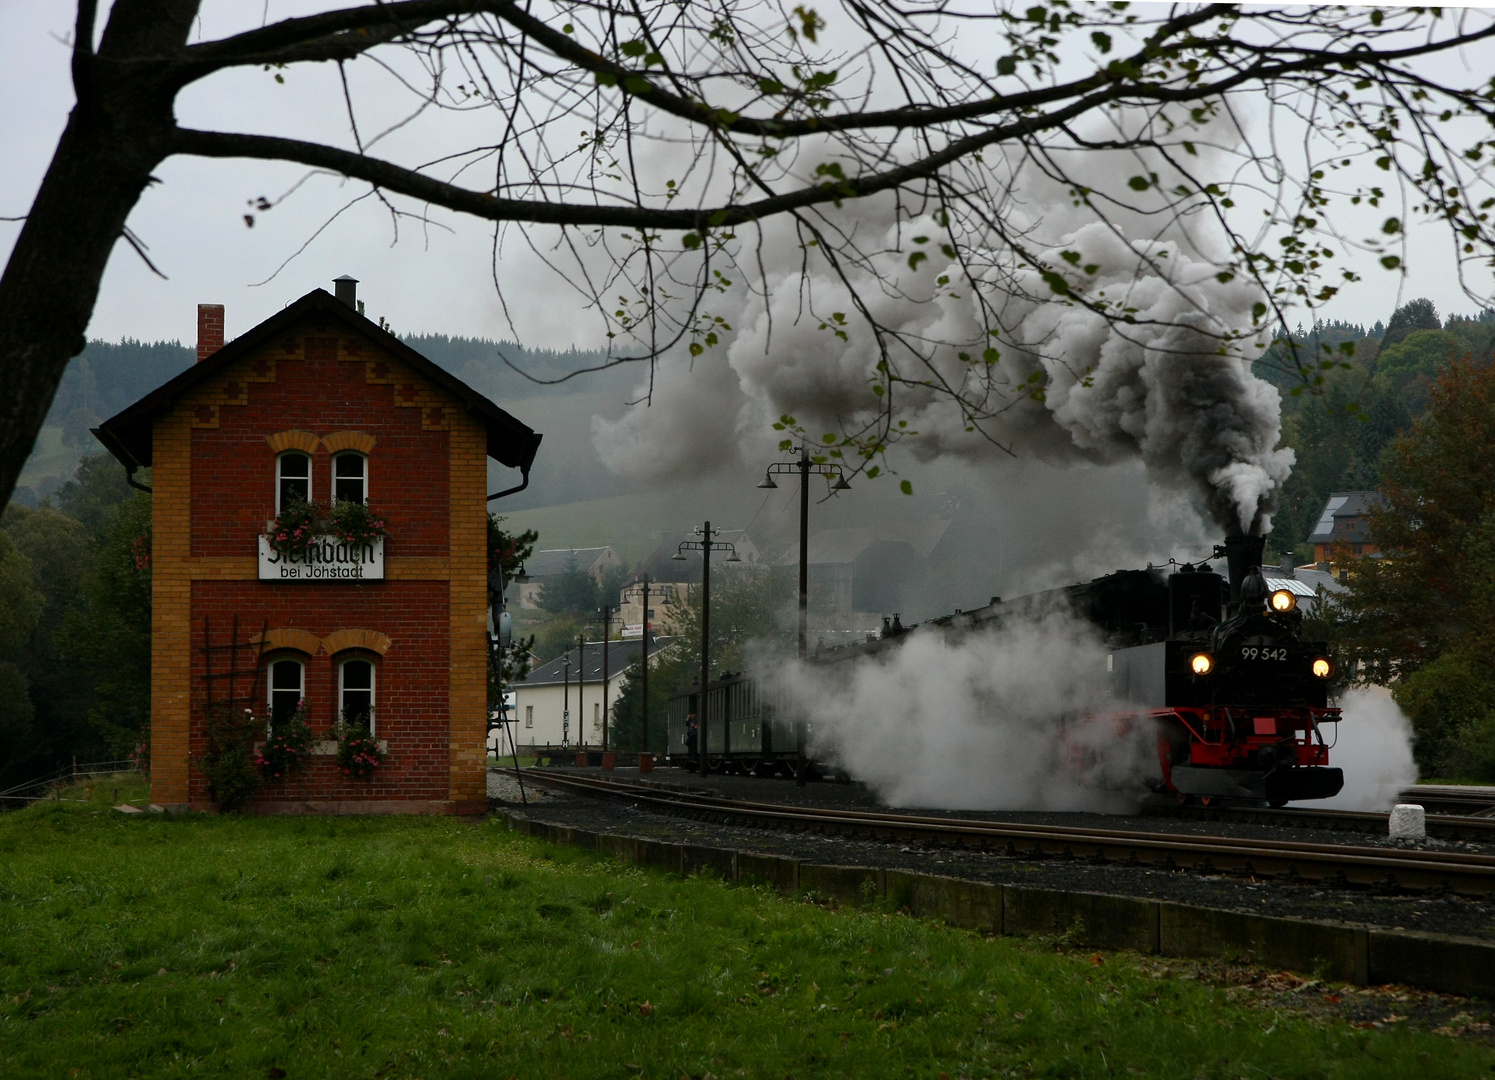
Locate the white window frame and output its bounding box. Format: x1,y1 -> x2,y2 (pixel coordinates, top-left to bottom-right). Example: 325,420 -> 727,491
267,657 -> 305,733
525,705 -> 533,729
339,657 -> 376,737
276,451 -> 312,513
331,452 -> 368,506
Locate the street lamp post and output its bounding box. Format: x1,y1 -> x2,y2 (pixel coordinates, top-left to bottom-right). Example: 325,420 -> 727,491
673,522 -> 740,778
577,633 -> 586,754
757,446 -> 849,784
597,604 -> 615,754
620,576 -> 654,768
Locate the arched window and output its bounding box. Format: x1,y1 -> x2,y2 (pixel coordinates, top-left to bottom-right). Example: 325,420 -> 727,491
332,452 -> 367,505
277,452 -> 311,511
267,658 -> 304,728
340,658 -> 375,736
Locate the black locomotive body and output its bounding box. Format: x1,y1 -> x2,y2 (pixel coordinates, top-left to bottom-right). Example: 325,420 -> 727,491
1065,533 -> 1342,805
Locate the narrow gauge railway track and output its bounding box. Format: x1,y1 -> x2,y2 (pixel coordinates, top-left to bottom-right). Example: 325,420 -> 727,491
1147,801 -> 1495,842
510,769 -> 1495,897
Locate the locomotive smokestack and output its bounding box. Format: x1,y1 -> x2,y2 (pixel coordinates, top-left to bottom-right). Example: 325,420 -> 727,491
1223,533 -> 1266,605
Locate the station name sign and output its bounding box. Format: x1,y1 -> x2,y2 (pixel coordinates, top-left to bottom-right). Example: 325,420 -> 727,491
257,536 -> 384,581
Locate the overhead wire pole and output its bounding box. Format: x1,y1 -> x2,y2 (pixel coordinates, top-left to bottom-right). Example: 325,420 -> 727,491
758,446 -> 850,786
674,523 -> 740,778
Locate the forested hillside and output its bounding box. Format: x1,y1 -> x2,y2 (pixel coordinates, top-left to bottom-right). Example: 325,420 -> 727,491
13,333 -> 620,506
1261,301 -> 1495,560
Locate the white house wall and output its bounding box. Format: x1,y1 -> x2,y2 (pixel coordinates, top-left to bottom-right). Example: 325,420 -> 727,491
509,672 -> 629,749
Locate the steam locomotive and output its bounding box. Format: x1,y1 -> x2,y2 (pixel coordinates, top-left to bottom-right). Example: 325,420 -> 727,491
668,533 -> 1342,806
1048,532 -> 1342,806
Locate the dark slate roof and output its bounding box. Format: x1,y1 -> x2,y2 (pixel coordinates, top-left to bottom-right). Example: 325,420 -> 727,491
520,636 -> 674,687
93,288 -> 542,475
1306,491 -> 1383,544
524,547 -> 616,578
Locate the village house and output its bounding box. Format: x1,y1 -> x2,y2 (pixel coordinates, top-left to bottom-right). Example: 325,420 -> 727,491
508,545 -> 622,609
510,636 -> 671,749
95,278 -> 541,814
1307,491 -> 1383,566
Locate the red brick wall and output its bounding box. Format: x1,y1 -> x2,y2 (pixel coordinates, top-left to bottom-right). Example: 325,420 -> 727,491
188,581 -> 451,805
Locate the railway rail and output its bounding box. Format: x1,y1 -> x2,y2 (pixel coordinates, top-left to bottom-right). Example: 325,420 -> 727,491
1396,785 -> 1495,816
1147,799 -> 1495,842
510,768 -> 1495,897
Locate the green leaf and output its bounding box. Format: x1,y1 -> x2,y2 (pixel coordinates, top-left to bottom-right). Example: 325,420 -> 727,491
982,347 -> 1000,365
1381,216 -> 1402,235
1127,176 -> 1150,191
619,40 -> 647,57
899,480 -> 913,496
594,71 -> 618,87
907,251 -> 929,271
681,233 -> 702,250
758,77 -> 784,94
822,432 -> 837,444
1380,255 -> 1401,270
1091,31 -> 1112,53
1060,250 -> 1081,265
997,56 -> 1017,76
1251,302 -> 1268,322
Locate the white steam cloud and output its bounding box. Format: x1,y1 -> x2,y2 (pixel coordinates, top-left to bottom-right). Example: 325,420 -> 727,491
1317,686 -> 1419,812
778,608 -> 1156,812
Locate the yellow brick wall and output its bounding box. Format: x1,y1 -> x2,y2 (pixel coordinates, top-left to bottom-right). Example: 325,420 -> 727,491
150,407 -> 193,806
448,412 -> 490,806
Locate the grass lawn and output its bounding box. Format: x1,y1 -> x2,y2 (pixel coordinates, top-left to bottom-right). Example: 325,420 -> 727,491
1,779 -> 1491,1079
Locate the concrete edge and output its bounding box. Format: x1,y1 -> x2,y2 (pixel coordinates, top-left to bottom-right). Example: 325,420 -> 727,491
499,809 -> 1495,998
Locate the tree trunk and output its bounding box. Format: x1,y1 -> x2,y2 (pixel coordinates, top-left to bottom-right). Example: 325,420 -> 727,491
0,0 -> 195,507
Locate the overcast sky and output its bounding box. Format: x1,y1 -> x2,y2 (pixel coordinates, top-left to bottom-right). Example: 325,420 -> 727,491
2,2 -> 1490,353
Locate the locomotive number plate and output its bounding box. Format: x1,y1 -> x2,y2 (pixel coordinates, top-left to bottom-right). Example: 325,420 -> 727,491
1240,646 -> 1288,661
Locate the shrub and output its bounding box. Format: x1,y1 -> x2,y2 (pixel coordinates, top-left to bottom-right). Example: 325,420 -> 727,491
200,705 -> 261,812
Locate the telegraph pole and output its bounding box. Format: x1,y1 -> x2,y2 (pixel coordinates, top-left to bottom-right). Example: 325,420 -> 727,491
577,633 -> 585,753
561,652 -> 571,749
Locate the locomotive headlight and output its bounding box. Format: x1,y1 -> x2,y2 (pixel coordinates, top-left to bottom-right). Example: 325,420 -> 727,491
1269,589 -> 1297,614
1190,652 -> 1214,676
1312,657 -> 1335,679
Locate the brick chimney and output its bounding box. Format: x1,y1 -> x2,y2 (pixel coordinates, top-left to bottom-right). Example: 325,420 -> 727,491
197,304 -> 225,363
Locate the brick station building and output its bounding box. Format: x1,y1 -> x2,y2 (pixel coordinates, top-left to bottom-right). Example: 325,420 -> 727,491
95,280 -> 541,814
